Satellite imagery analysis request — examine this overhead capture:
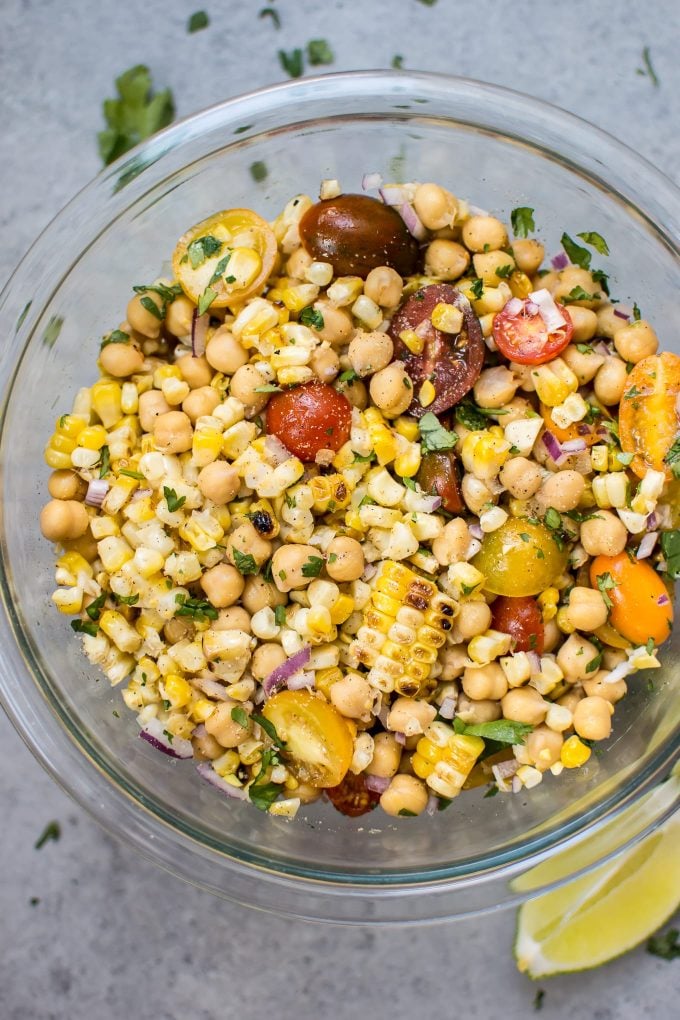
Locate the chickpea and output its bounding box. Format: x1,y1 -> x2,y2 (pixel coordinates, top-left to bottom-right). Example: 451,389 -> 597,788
573,695 -> 613,741
461,474 -> 495,515
456,695 -> 502,724
62,530 -> 98,563
48,469 -> 87,501
335,375 -> 368,409
269,544 -> 321,592
163,617 -> 195,644
380,774 -> 429,817
229,365 -> 269,414
369,362 -> 413,417
205,701 -> 250,748
213,606 -> 252,632
566,306 -> 599,344
613,321 -> 658,364
462,215 -> 508,253
251,642 -> 287,681
138,390 -> 171,433
153,410 -> 193,454
165,295 -> 195,337
242,575 -> 286,614
556,633 -> 600,682
309,345 -> 340,383
432,517 -> 470,566
424,239 -> 470,280
126,293 -> 162,339
538,470 -> 585,512
413,182 -> 458,230
473,366 -> 518,408
295,782 -> 323,805
597,304 -> 627,338
183,385 -> 221,423
197,461 -> 240,505
325,536 -> 365,582
565,586 -> 609,632
583,672 -> 627,703
551,267 -> 599,307
364,266 -> 403,308
100,341 -> 145,378
561,341 -> 604,384
310,300 -> 354,347
329,674 -> 374,719
511,238 -> 545,276
366,732 -> 402,778
472,250 -> 515,287
535,269 -> 558,293
177,354 -> 213,389
558,686 -> 584,714
286,247 -> 313,279
455,601 -> 492,641
462,663 -> 508,701
348,330 -> 394,378
543,618 -> 560,653
526,726 -> 563,771
580,510 -> 627,557
439,645 -> 468,681
499,457 -> 543,499
500,686 -> 548,725
192,729 -> 223,761
205,327 -> 249,375
39,499 -> 90,542
386,697 -> 437,737
593,357 -> 628,405
227,522 -> 272,569
199,563 -> 245,608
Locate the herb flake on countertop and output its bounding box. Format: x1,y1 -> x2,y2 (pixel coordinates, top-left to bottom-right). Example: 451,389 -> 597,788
35,821 -> 61,850
307,39 -> 334,66
98,65 -> 174,166
637,46 -> 660,87
187,10 -> 209,33
646,928 -> 680,960
250,160 -> 268,183
278,48 -> 304,78
259,6 -> 281,29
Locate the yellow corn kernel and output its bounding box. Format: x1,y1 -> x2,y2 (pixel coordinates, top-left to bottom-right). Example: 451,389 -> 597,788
460,430 -> 511,480
191,697 -> 217,723
120,382 -> 139,415
281,283 -> 319,313
363,406 -> 386,427
508,498 -> 531,518
57,551 -> 94,581
89,514 -> 120,539
561,734 -> 592,768
327,276 -> 363,307
537,587 -> 559,622
309,474 -> 351,513
394,443 -> 421,478
368,422 -> 397,466
213,750 -> 241,778
531,359 -> 578,407
132,546 -> 165,578
228,247 -> 262,290
277,366 -> 314,387
393,416 -> 419,442
330,595 -> 354,625
352,294 -> 383,330
179,512 -> 224,552
44,447 -> 73,469
399,329 -> 424,355
431,302 -> 464,334
315,666 -> 343,699
91,379 -> 123,428
153,364 -> 182,388
307,606 -> 334,638
98,536 -> 134,573
590,445 -> 609,472
163,673 -> 192,709
52,587 -> 84,614
77,425 -> 108,450
418,380 -> 436,408
99,609 -> 142,653
509,270 -> 533,298
344,508 -> 365,533
57,414 -> 88,440
192,416 -> 224,468
124,496 -> 156,524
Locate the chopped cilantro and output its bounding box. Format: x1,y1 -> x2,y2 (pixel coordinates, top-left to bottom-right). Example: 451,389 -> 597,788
114,593 -> 140,606
208,252 -> 233,287
274,605 -> 287,627
660,530 -> 680,579
250,160 -> 268,183
119,469 -> 144,479
576,343 -> 594,354
306,39 -> 334,66
163,486 -> 186,512
495,263 -> 513,280
470,278 -> 484,299
71,619 -> 98,637
339,369 -> 359,383
633,302 -> 642,321
254,384 -> 282,393
560,232 -> 591,270
98,65 -> 174,166
544,507 -> 562,531
259,7 -> 281,29
592,269 -> 610,295
596,572 -> 618,609
232,547 -> 259,576
576,231 -> 610,256
252,713 -> 287,749
99,446 -> 111,478
278,48 -> 304,78
533,989 -> 546,1011
391,54 -> 404,69
300,305 -> 325,330
42,315 -> 64,349
646,637 -> 656,655
419,412 -> 457,453
484,785 -> 499,798
625,385 -> 641,400
664,437 -> 680,478
301,555 -> 324,578
401,476 -> 417,490
186,234 -> 222,269
352,450 -> 377,464
174,594 -> 218,621
510,207 -> 535,238
187,10 -> 209,32
198,287 -> 217,316
249,748 -> 282,812
230,706 -> 250,730
456,718 -> 534,745
616,451 -> 634,466
34,821 -> 61,850
100,329 -> 130,348
646,928 -> 680,960
564,285 -> 596,304
398,808 -> 417,816
85,592 -> 107,622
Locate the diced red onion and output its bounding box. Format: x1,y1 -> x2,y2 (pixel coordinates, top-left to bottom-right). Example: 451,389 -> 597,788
408,491 -> 442,512
614,306 -> 631,321
193,723 -> 207,739
264,434 -> 292,466
191,309 -> 209,357
85,479 -> 109,507
131,487 -> 152,501
362,172 -> 383,191
139,718 -> 193,759
561,439 -> 588,454
646,512 -> 658,530
528,651 -> 542,676
379,185 -> 408,206
394,731 -> 406,746
287,670 -> 315,691
398,202 -> 428,242
196,762 -> 249,800
263,645 -> 311,696
577,423 -> 592,436
493,759 -> 519,781
636,532 -> 658,559
377,704 -> 390,728
362,563 -> 378,583
529,289 -> 567,333
551,251 -> 569,270
426,794 -> 439,817
468,522 -> 483,540
526,301 -> 539,315
414,318 -> 432,339
658,593 -> 670,606
593,340 -> 612,357
438,696 -> 456,720
191,675 -> 231,701
504,297 -> 524,316
365,774 -> 391,794
542,431 -> 564,463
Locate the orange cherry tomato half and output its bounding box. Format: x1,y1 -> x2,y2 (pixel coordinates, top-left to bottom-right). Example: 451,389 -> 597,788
261,689 -> 354,788
589,552 -> 673,647
493,298 -> 573,365
326,772 -> 381,817
491,595 -> 544,654
618,352 -> 680,480
266,382 -> 352,462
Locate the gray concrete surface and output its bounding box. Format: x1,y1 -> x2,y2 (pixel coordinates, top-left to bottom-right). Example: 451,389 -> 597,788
1,1 -> 679,1017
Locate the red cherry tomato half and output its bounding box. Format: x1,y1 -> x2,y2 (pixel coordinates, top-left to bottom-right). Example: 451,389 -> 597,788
492,299 -> 573,365
266,382 -> 352,462
326,772 -> 381,817
390,283 -> 485,417
490,595 -> 544,654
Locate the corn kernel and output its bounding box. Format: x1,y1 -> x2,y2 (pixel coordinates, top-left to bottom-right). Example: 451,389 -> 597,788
418,380 -> 436,408
399,329 -> 425,355
327,276 -> 363,307
431,302 -> 463,334
537,587 -> 559,622
351,294 -> 383,330
282,283 -> 320,313
163,673 -> 192,709
91,379 -> 123,428
52,587 -> 84,614
509,270 -> 533,298
561,735 -> 592,768
393,416 -> 419,442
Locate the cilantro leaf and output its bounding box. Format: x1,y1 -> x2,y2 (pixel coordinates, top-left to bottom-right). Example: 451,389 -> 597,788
495,263 -> 513,279
456,718 -> 534,745
113,593 -> 140,606
637,46 -> 660,88
596,572 -> 618,609
560,232 -> 592,270
248,748 -> 283,812
174,594 -> 218,621
591,268 -> 610,295
419,412 -> 457,453
564,285 -> 596,304
300,305 -> 325,330
576,231 -> 610,256
163,486 -> 186,513
278,48 -> 304,78
510,207 -> 535,238
647,928 -> 680,960
454,398 -> 487,431
274,605 -> 287,627
187,10 -> 209,32
259,7 -> 281,29
470,278 -> 484,299
352,450 -> 377,464
391,54 -> 404,69
230,706 -> 250,730
664,437 -> 680,479
99,446 -> 111,479
34,821 -> 61,850
232,547 -> 259,576
71,619 -> 98,637
660,530 -> 680,580
98,65 -> 174,166
100,329 -> 130,349
85,592 -> 107,622
301,555 -> 324,578
198,287 -> 217,316
186,234 -> 222,269
306,39 -> 334,66
252,713 -> 287,749
119,469 -> 144,480
633,302 -> 642,321
207,252 -> 233,287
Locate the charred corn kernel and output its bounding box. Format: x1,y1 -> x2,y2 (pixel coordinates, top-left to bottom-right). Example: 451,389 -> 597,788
537,587 -> 559,622
532,359 -> 578,407
78,427 -> 108,451
561,734 -> 592,768
351,560 -> 457,696
192,416 -> 224,468
282,283 -> 319,313
399,329 -> 425,355
315,666 -> 343,698
393,416 -> 419,442
91,379 -> 123,428
394,442 -> 421,478
52,587 -> 84,614
163,673 -> 192,709
461,430 -> 511,480
590,445 -> 610,472
412,725 -> 484,798
509,270 -> 533,298
419,380 -> 436,408
190,697 -> 216,723
550,392 -> 589,430
330,594 -> 354,625
309,474 -> 352,514
57,551 -> 94,582
431,302 -> 464,334
351,294 -> 383,330
327,276 -> 363,307
97,536 -> 134,572
99,609 -> 142,653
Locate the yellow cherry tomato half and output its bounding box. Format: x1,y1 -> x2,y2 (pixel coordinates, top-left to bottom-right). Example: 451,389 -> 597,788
472,518 -> 569,597
618,351 -> 680,480
590,552 -> 673,647
262,689 -> 353,789
172,208 -> 277,310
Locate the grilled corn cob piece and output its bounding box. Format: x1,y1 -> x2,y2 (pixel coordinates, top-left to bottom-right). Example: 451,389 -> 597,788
411,721 -> 484,798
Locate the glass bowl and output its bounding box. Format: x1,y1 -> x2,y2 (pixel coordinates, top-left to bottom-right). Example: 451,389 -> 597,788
1,72 -> 678,925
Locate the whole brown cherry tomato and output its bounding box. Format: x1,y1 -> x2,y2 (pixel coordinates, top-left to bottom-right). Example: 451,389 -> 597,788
300,194 -> 420,278
266,382 -> 352,462
326,772 -> 381,817
417,450 -> 465,514
390,283 -> 484,417
491,595 -> 545,654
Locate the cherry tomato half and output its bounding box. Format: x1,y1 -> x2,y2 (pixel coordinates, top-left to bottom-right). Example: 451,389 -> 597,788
266,382 -> 352,462
491,595 -> 545,654
618,352 -> 680,480
589,553 -> 673,647
390,284 -> 485,417
472,519 -> 569,597
417,450 -> 465,514
262,689 -> 354,788
326,772 -> 381,817
493,298 -> 573,365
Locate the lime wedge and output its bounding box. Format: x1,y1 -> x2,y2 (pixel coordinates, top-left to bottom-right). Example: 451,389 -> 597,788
515,779 -> 680,978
